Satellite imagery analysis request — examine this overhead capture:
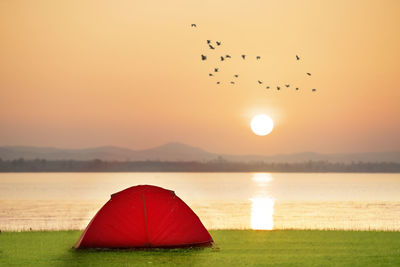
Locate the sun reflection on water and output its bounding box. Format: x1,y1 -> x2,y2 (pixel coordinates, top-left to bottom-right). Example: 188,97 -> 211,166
250,197 -> 275,230
252,173 -> 273,184
250,173 -> 275,230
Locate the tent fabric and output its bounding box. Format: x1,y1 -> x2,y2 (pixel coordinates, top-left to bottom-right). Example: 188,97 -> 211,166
75,185 -> 213,248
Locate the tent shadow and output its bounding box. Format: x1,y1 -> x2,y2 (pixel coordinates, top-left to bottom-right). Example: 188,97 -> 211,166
57,245 -> 218,267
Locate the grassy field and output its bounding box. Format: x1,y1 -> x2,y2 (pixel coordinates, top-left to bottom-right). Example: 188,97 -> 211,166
1,230 -> 399,266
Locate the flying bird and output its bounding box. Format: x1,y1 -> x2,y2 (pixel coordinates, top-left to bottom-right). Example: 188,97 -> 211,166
296,87 -> 299,90
230,81 -> 235,84
209,73 -> 213,76
256,56 -> 261,60
209,44 -> 215,50
207,40 -> 211,44
285,84 -> 290,88
307,72 -> 312,76
220,56 -> 225,61
277,86 -> 280,90
266,86 -> 270,89
234,74 -> 239,78
216,81 -> 220,84
191,24 -> 197,27
226,55 -> 231,58
216,41 -> 221,46
241,54 -> 246,59
296,55 -> 300,60
312,88 -> 317,92
214,68 -> 219,72
201,54 -> 207,61
258,80 -> 263,84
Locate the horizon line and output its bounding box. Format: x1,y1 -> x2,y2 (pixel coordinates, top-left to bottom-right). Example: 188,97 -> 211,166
1,142 -> 399,157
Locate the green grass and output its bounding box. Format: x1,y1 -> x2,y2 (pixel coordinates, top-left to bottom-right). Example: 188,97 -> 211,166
1,230 -> 399,266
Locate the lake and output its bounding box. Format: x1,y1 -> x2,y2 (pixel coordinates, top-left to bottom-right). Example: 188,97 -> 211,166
1,172 -> 399,231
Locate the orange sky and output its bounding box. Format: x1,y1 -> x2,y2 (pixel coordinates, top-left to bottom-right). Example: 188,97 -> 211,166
1,0 -> 399,155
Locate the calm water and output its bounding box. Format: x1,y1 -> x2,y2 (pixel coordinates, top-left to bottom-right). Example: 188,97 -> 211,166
1,172 -> 400,231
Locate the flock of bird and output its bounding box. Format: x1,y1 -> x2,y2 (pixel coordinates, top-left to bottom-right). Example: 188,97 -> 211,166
191,23 -> 317,93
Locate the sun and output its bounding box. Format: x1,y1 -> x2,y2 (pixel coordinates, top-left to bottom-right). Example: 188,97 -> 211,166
250,114 -> 274,136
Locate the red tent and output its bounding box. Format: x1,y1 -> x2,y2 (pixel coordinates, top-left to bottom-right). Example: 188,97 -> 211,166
75,185 -> 213,248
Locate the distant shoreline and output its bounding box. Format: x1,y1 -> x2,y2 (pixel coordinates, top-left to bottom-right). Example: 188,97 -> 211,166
1,159 -> 399,173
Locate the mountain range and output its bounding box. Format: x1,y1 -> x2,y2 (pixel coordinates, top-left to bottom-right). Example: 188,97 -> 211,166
0,142 -> 399,163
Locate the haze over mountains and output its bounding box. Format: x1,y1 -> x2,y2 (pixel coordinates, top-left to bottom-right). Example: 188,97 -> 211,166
1,142 -> 399,163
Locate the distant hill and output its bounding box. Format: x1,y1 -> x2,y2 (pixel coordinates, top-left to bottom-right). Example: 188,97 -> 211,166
0,143 -> 216,162
0,142 -> 399,163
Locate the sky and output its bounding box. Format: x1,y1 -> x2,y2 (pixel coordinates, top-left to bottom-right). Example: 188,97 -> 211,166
0,0 -> 399,155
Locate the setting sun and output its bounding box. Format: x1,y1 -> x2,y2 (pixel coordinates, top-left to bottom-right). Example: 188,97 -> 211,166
250,115 -> 274,136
